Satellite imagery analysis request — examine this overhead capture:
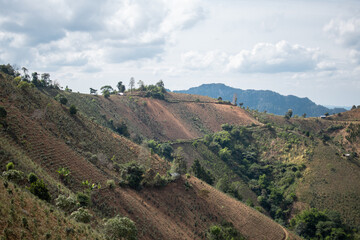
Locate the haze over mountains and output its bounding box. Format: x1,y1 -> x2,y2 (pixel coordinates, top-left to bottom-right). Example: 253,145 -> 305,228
174,83 -> 346,117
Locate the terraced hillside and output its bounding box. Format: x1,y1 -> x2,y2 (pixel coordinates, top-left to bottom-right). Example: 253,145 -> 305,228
43,89 -> 259,141
0,73 -> 299,239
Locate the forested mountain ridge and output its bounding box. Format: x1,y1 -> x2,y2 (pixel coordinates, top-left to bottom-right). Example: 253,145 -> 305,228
174,83 -> 346,117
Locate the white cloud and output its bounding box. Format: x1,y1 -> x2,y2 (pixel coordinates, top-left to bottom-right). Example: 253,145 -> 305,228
324,17 -> 360,50
324,17 -> 360,64
227,41 -> 320,73
181,50 -> 227,70
181,41 -> 323,74
0,0 -> 206,68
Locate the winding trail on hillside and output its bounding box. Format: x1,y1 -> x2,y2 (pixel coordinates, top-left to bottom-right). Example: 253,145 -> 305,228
280,225 -> 289,240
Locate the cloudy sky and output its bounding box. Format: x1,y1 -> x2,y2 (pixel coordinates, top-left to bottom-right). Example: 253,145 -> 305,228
1,0 -> 360,106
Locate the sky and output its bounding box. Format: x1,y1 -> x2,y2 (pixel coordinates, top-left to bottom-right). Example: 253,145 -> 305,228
1,0 -> 360,106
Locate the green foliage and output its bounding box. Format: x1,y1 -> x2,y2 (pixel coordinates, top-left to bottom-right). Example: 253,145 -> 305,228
152,173 -> 168,187
159,143 -> 173,160
0,106 -> 7,118
191,159 -> 214,185
29,179 -> 51,202
70,207 -> 92,223
142,81 -> 166,100
117,81 -> 126,93
207,221 -> 246,240
170,147 -> 187,174
113,120 -> 130,138
17,81 -> 33,90
2,169 -> 24,183
57,167 -> 70,178
101,85 -> 114,98
77,192 -> 90,207
27,172 -> 38,184
6,162 -> 14,171
69,104 -> 77,115
106,179 -> 116,189
55,194 -> 78,213
146,140 -> 174,160
284,109 -> 293,119
121,162 -> 145,190
104,215 -> 138,240
0,64 -> 18,76
345,123 -> 360,143
55,94 -> 68,105
219,147 -> 231,161
290,208 -> 353,240
200,124 -> 306,223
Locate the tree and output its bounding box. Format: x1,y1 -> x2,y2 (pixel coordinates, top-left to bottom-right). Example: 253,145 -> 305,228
324,112 -> 329,117
69,105 -> 77,115
155,80 -> 166,93
156,80 -> 164,88
59,96 -> 68,105
137,80 -> 145,91
122,163 -> 145,190
117,81 -> 125,93
0,64 -> 17,76
284,109 -> 293,119
29,179 -> 51,202
104,215 -> 137,240
31,72 -> 40,86
351,105 -> 356,110
90,88 -> 98,95
191,159 -> 214,185
21,67 -> 30,82
129,77 -> 135,93
302,113 -> 307,118
101,85 -> 113,98
41,73 -> 50,86
171,147 -> 187,174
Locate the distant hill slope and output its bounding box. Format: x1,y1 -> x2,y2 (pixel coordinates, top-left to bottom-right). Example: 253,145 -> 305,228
43,89 -> 259,141
174,83 -> 346,117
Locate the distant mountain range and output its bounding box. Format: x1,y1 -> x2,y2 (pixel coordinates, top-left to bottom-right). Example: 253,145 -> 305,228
173,83 -> 346,117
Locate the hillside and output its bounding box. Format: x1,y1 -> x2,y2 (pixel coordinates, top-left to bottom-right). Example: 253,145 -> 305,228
174,83 -> 346,117
43,89 -> 259,141
0,73 -> 298,239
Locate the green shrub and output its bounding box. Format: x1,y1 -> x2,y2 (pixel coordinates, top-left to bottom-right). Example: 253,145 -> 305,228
121,163 -> 145,190
153,173 -> 168,187
76,192 -> 90,207
29,180 -> 51,202
6,162 -> 14,171
60,96 -> 68,105
106,179 -> 116,189
57,167 -> 70,181
17,81 -> 33,90
28,172 -> 38,183
207,221 -> 246,240
0,106 -> 7,118
55,194 -> 78,213
69,105 -> 77,115
2,169 -> 24,183
70,207 -> 92,223
104,215 -> 137,240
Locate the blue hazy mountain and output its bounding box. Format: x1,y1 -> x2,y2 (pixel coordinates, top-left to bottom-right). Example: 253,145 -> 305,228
173,83 -> 346,117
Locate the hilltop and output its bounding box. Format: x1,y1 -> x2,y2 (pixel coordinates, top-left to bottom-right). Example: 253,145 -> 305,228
174,83 -> 346,117
0,71 -> 299,239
